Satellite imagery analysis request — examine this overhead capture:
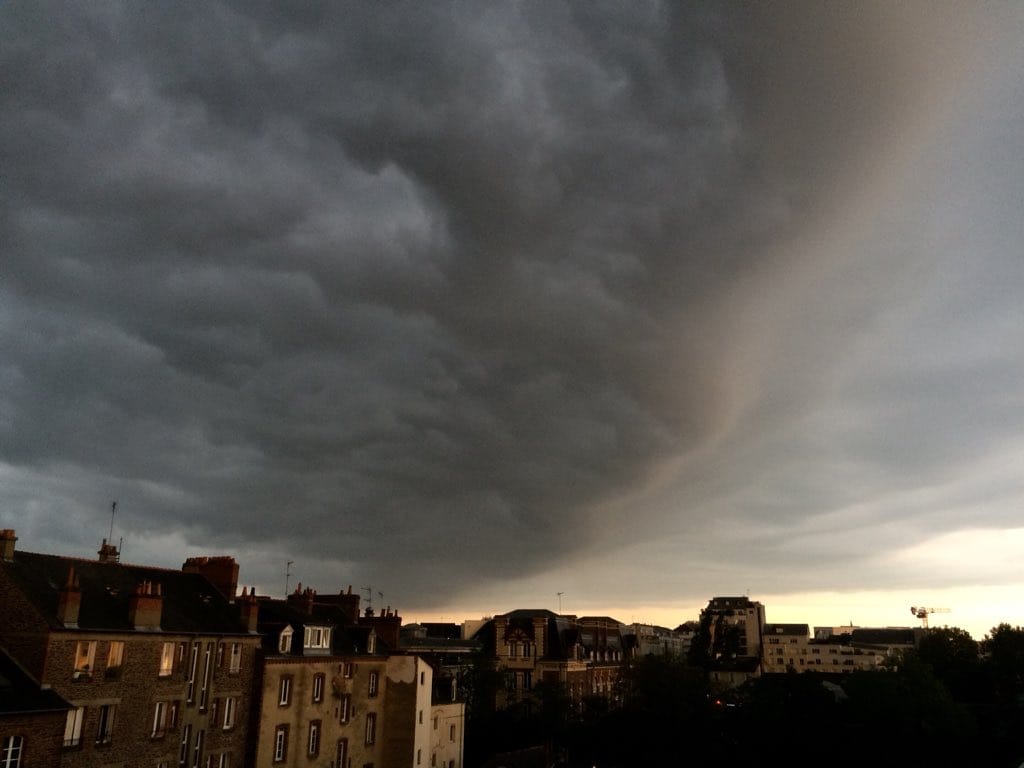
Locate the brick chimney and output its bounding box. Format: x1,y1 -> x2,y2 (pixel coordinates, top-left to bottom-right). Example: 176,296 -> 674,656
0,529 -> 17,561
287,584 -> 315,615
238,587 -> 259,633
97,538 -> 119,563
182,556 -> 239,601
128,580 -> 163,630
56,566 -> 81,627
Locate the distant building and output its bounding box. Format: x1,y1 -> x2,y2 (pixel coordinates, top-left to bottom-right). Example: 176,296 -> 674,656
623,622 -> 693,658
764,624 -> 921,673
474,610 -> 626,709
0,529 -> 261,768
693,596 -> 766,686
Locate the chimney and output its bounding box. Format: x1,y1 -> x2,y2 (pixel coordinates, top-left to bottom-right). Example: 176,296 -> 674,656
287,584 -> 315,615
182,556 -> 239,601
533,616 -> 547,659
97,538 -> 119,563
56,566 -> 81,627
128,580 -> 163,630
0,529 -> 15,561
238,586 -> 259,633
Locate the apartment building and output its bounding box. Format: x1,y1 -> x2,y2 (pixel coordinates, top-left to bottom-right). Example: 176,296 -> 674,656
0,529 -> 260,768
0,646 -> 72,768
763,624 -> 921,673
252,586 -> 464,768
475,610 -> 626,710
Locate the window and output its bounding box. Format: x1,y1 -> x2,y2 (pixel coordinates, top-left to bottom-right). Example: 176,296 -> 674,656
368,672 -> 378,698
229,643 -> 241,674
340,694 -> 352,723
169,701 -> 181,729
160,642 -> 175,676
191,729 -> 204,768
180,724 -> 192,768
449,724 -> 456,742
64,707 -> 85,747
279,675 -> 292,706
218,754 -> 230,768
209,699 -> 220,727
364,713 -> 376,745
199,643 -> 214,710
106,641 -> 125,676
216,643 -> 225,668
343,662 -> 354,678
303,626 -> 331,651
335,739 -> 347,768
313,673 -> 325,703
308,721 -> 321,756
222,697 -> 236,730
418,710 -> 423,725
417,748 -> 421,765
273,726 -> 288,762
278,628 -> 292,654
96,703 -> 115,744
152,701 -> 168,738
186,642 -> 200,703
1,736 -> 23,768
420,671 -> 426,686
74,641 -> 96,678
433,715 -> 438,730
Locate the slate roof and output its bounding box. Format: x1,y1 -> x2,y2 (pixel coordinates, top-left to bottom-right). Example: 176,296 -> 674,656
255,597 -> 377,655
2,551 -> 250,634
0,646 -> 72,715
764,623 -> 810,636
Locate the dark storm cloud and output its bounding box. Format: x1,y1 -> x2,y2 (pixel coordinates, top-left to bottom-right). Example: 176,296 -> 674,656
3,1 -> 1022,610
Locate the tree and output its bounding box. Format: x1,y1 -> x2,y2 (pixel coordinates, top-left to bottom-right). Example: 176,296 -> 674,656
914,626 -> 981,702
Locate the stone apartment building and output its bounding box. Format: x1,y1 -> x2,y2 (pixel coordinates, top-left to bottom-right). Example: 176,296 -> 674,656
0,529 -> 261,768
475,610 -> 626,710
762,624 -> 921,673
693,596 -> 766,687
251,586 -> 464,768
0,646 -> 72,768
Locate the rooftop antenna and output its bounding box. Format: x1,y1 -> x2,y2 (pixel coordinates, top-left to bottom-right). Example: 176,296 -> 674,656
378,591 -> 384,609
557,592 -> 564,613
285,561 -> 294,596
108,501 -> 117,543
362,586 -> 373,612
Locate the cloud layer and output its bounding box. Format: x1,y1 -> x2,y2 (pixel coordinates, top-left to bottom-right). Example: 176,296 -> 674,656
3,2 -> 1023,625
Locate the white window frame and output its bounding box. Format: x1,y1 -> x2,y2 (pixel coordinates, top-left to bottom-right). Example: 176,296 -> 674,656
279,676 -> 291,706
222,697 -> 236,730
106,641 -> 125,674
1,736 -> 23,768
312,673 -> 324,703
364,713 -> 376,746
63,707 -> 85,747
308,721 -> 320,756
273,726 -> 287,762
368,671 -> 378,698
95,703 -> 115,744
152,701 -> 167,738
229,643 -> 241,674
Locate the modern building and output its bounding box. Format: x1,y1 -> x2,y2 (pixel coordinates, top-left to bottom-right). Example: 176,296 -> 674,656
0,529 -> 261,768
692,596 -> 766,686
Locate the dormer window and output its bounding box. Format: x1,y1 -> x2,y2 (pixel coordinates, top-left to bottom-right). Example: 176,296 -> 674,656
279,627 -> 293,654
304,626 -> 332,651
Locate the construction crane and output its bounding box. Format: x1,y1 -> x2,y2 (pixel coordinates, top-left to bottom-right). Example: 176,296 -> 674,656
910,606 -> 951,628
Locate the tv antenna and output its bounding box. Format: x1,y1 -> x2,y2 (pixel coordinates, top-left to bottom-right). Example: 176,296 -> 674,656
557,592 -> 564,612
108,501 -> 117,542
362,586 -> 373,611
285,561 -> 294,596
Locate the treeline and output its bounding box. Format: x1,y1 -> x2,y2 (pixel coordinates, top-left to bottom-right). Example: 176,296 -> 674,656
464,623 -> 1024,768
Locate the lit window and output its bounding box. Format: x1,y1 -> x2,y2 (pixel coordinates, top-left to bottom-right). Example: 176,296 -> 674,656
279,628 -> 292,654
344,662 -> 354,678
159,642 -> 175,676
279,676 -> 292,706
1,736 -> 24,768
105,641 -> 125,676
73,641 -> 96,678
304,626 -> 332,650
368,672 -> 378,698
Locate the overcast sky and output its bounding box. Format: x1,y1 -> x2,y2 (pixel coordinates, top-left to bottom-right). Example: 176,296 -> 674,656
3,2 -> 1023,639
